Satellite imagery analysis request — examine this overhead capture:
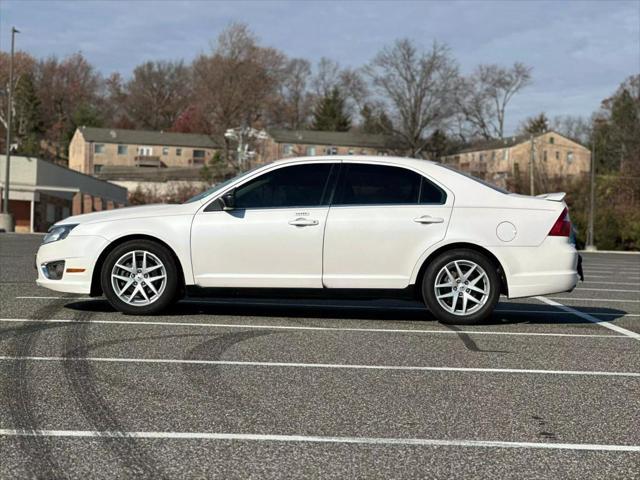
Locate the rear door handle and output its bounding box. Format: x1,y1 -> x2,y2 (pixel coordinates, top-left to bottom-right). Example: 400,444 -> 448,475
289,218 -> 319,227
414,215 -> 444,224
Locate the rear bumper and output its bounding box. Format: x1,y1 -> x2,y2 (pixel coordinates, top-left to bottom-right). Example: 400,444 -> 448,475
35,235 -> 108,294
501,238 -> 580,299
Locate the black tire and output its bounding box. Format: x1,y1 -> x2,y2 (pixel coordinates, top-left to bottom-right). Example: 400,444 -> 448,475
101,239 -> 179,315
422,248 -> 500,325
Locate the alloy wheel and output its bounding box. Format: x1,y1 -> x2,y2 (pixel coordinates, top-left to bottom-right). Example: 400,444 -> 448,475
110,250 -> 167,306
433,260 -> 491,316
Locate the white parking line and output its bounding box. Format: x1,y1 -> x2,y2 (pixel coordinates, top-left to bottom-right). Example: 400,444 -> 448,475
0,429 -> 638,452
582,281 -> 640,286
536,297 -> 640,340
0,318 -> 627,339
0,355 -> 638,377
575,288 -> 640,293
549,297 -> 640,304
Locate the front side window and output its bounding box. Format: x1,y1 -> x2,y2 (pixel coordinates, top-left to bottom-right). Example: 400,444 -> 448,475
94,144 -> 105,154
234,163 -> 333,209
335,164 -> 435,206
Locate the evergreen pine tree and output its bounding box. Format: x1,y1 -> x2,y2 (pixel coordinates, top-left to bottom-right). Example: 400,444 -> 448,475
311,87 -> 351,132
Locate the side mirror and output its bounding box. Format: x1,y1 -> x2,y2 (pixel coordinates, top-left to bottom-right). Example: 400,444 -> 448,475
220,190 -> 236,211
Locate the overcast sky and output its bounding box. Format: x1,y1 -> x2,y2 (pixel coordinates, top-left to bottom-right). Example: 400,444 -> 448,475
1,0 -> 638,134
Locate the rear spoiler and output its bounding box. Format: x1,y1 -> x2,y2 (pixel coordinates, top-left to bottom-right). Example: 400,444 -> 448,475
536,192 -> 566,202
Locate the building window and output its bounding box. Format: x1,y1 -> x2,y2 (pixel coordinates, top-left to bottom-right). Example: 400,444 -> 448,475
117,145 -> 127,155
543,150 -> 548,162
46,204 -> 56,223
283,144 -> 293,155
491,151 -> 496,161
567,151 -> 574,163
176,148 -> 182,156
549,136 -> 555,144
325,147 -> 337,155
555,151 -> 560,160
162,147 -> 169,155
306,146 -> 316,156
193,149 -> 206,163
503,149 -> 509,160
348,149 -> 354,155
94,164 -> 103,173
94,144 -> 105,154
479,153 -> 485,162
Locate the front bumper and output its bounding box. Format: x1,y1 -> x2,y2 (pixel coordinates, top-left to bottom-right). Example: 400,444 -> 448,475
35,235 -> 109,294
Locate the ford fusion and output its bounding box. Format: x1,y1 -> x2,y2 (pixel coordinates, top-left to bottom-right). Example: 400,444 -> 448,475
36,156 -> 580,324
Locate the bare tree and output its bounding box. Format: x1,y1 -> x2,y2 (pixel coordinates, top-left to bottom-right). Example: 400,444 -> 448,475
0,51 -> 37,132
365,39 -> 459,157
272,58 -> 313,129
34,53 -> 103,156
192,23 -> 286,165
124,60 -> 191,130
456,62 -> 532,140
551,115 -> 592,145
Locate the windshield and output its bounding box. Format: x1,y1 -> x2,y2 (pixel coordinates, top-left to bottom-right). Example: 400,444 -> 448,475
438,164 -> 511,194
183,165 -> 266,204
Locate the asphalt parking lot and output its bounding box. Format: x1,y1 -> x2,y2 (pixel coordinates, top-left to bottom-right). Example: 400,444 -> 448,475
0,234 -> 638,479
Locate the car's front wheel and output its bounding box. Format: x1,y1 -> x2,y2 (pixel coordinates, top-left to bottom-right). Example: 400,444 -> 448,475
101,240 -> 179,315
422,249 -> 500,325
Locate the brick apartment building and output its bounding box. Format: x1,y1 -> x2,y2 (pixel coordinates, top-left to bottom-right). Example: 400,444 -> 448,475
441,131 -> 590,189
69,127 -> 221,175
259,129 -> 394,163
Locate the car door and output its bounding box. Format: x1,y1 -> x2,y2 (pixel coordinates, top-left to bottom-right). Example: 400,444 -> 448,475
191,162 -> 337,288
322,162 -> 453,289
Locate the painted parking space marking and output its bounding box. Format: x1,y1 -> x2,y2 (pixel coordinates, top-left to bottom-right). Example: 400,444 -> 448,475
0,429 -> 638,452
1,355 -> 638,377
549,297 -> 640,304
0,318 -> 627,339
573,288 -> 640,293
536,297 -> 640,340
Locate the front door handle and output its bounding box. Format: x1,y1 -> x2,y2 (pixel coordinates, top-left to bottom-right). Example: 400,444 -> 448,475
289,218 -> 319,227
414,215 -> 444,224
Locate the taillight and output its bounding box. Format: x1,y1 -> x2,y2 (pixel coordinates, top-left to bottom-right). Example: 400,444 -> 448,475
548,207 -> 571,237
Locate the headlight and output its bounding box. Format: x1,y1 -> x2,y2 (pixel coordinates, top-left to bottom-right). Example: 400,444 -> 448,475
43,224 -> 79,244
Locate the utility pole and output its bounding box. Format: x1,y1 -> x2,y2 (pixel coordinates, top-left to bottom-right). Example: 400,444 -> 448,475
585,138 -> 596,251
1,27 -> 19,232
529,135 -> 535,195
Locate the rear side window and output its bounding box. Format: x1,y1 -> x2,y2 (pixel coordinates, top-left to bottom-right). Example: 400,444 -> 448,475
334,164 -> 445,205
419,177 -> 447,204
234,163 -> 333,209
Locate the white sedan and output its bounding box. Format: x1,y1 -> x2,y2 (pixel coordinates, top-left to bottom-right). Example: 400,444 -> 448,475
36,156 -> 580,324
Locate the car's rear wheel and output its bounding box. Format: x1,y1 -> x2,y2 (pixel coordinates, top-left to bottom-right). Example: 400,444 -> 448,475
422,249 -> 500,325
101,240 -> 179,315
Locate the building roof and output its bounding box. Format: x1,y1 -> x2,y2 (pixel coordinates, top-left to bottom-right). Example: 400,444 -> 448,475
78,127 -> 221,149
454,130 -> 587,155
267,129 -> 392,149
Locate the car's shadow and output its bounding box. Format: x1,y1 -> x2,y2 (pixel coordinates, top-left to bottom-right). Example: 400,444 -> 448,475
64,297 -> 629,325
